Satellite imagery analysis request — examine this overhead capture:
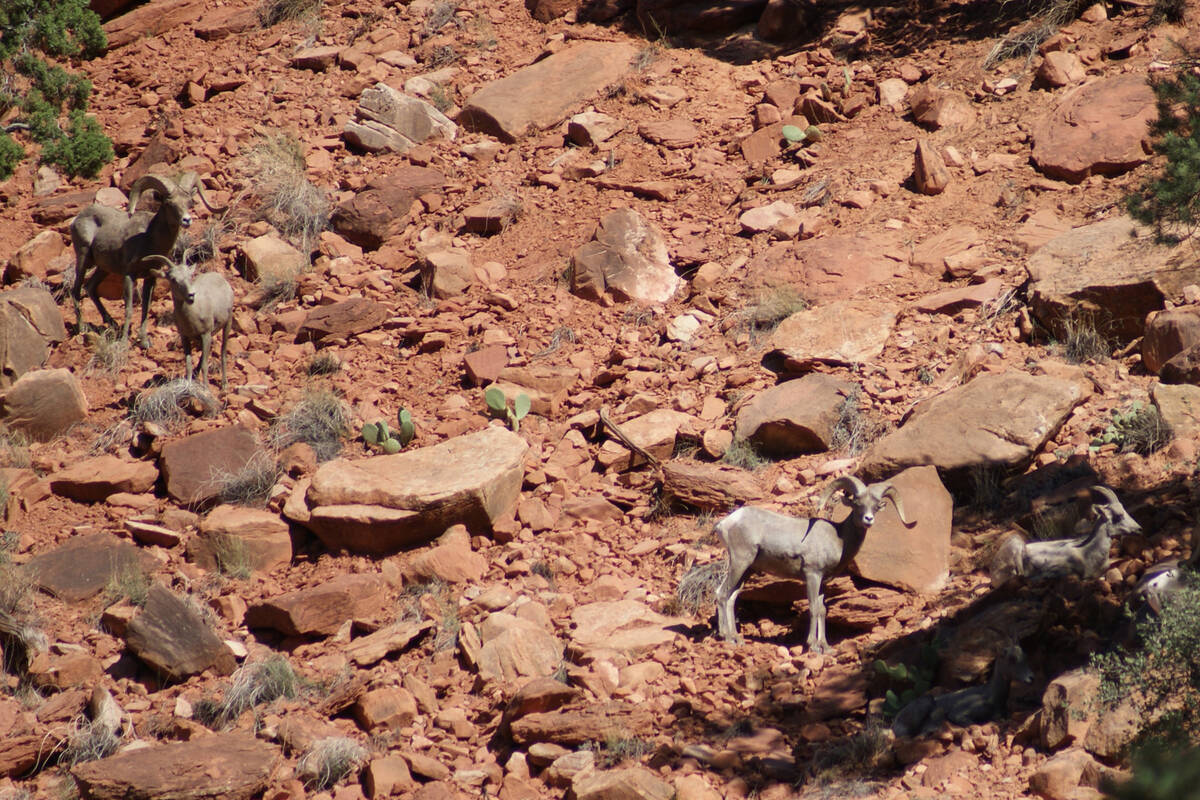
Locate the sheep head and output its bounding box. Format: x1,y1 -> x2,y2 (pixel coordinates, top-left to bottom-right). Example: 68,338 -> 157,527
128,175 -> 194,230
142,254 -> 197,303
1088,485 -> 1141,538
817,476 -> 913,529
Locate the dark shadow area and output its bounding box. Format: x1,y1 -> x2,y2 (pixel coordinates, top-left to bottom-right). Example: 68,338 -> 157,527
651,454 -> 1199,794
582,0 -> 1113,67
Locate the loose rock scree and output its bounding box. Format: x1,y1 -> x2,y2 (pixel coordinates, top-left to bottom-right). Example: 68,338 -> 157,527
990,485 -> 1141,586
714,476 -> 913,653
68,172 -> 224,347
144,254 -> 234,392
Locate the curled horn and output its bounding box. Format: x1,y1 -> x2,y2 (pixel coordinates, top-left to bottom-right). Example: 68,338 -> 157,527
139,253 -> 175,279
1088,485 -> 1119,506
177,170 -> 228,214
880,483 -> 914,526
817,476 -> 867,518
127,174 -> 176,213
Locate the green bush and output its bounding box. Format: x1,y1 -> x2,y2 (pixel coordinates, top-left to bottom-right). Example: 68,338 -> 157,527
0,0 -> 107,59
1128,65 -> 1200,242
40,110 -> 112,178
0,134 -> 24,181
0,0 -> 110,180
1092,581 -> 1200,750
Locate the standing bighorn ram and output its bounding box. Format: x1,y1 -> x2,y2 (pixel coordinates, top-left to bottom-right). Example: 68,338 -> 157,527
714,476 -> 913,653
69,172 -> 224,347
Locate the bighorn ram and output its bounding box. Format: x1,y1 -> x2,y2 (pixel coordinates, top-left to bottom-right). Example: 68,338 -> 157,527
714,476 -> 913,653
990,485 -> 1141,586
69,172 -> 224,347
143,255 -> 234,392
891,641 -> 1034,737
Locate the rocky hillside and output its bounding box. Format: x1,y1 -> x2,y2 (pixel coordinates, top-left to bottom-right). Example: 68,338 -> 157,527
0,0 -> 1198,797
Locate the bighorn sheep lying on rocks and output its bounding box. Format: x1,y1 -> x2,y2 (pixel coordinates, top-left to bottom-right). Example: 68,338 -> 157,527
891,642 -> 1033,738
714,476 -> 913,653
144,255 -> 234,391
1132,523 -> 1200,615
69,172 -> 224,346
990,486 -> 1141,587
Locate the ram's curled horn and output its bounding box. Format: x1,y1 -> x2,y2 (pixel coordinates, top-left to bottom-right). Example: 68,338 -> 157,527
881,483 -> 914,526
1089,485 -> 1119,505
176,170 -> 228,214
127,174 -> 176,213
138,253 -> 175,278
817,475 -> 867,517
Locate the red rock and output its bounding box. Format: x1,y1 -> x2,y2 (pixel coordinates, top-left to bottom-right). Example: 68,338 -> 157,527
190,505 -> 293,575
464,345 -> 509,386
909,84 -> 975,130
637,119 -> 701,148
102,0 -> 206,49
330,167 -> 445,250
734,373 -> 857,456
71,734 -> 277,799
26,532 -> 156,603
914,138 -> 951,195
299,297 -> 389,342
850,466 -> 952,594
245,573 -> 388,636
459,41 -> 639,142
914,279 -> 1005,315
1143,308 -> 1200,374
49,455 -> 157,502
159,425 -> 261,507
1032,74 -> 1155,182
0,367 -> 88,442
354,687 -> 417,731
364,755 -> 413,797
125,585 -> 237,680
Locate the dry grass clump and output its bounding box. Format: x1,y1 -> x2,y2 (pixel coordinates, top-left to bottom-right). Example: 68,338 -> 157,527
983,0 -> 1090,68
60,714 -> 123,767
721,438 -> 768,471
195,654 -> 300,728
85,329 -> 129,376
129,379 -> 219,427
211,535 -> 253,580
269,387 -> 350,462
675,561 -> 726,616
240,131 -> 329,251
103,562 -> 151,607
831,386 -> 889,456
727,286 -> 808,341
306,351 -> 341,377
1060,311 -> 1112,364
212,450 -> 280,508
257,0 -> 321,27
297,737 -> 368,791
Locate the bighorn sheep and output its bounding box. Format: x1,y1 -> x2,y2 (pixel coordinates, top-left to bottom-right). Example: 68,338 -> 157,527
714,476 -> 913,653
990,486 -> 1141,587
144,255 -> 234,392
891,641 -> 1033,737
69,172 -> 224,347
1132,523 -> 1200,615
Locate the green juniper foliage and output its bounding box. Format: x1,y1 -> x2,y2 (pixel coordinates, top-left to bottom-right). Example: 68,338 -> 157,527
0,0 -> 110,180
1092,581 -> 1200,750
1128,63 -> 1200,242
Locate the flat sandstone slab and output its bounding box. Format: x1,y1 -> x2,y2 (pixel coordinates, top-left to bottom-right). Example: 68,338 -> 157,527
458,41 -> 639,142
302,426 -> 528,553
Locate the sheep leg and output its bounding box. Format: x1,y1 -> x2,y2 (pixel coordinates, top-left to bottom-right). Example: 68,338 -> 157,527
182,337 -> 194,383
135,275 -> 154,348
715,550 -> 755,643
197,331 -> 211,387
71,249 -> 92,332
219,319 -> 229,393
119,273 -> 136,342
84,268 -> 119,333
804,569 -> 829,654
